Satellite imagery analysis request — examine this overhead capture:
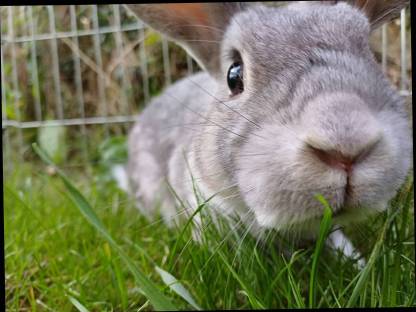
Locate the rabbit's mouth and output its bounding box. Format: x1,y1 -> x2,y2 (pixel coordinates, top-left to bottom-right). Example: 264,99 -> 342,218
331,184 -> 385,225
331,177 -> 378,220
332,204 -> 353,218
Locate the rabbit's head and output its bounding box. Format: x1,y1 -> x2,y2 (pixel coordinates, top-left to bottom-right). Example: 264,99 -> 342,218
128,1 -> 411,231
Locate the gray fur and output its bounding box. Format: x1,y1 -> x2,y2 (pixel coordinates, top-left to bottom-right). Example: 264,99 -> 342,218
127,1 -> 412,240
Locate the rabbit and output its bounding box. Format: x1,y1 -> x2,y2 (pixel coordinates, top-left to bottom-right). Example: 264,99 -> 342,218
125,1 -> 412,261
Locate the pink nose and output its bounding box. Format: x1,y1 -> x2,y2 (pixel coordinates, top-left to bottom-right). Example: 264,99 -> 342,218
310,147 -> 354,173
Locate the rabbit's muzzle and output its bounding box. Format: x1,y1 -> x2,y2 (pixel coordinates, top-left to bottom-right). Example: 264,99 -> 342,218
235,92 -> 411,230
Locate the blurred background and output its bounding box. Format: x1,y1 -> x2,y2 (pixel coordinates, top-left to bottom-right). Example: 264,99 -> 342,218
1,4 -> 202,178
1,4 -> 412,177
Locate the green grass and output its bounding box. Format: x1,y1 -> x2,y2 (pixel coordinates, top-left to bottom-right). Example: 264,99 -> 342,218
4,145 -> 415,310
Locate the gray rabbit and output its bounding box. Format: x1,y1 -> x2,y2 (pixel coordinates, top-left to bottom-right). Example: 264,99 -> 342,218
124,1 -> 412,261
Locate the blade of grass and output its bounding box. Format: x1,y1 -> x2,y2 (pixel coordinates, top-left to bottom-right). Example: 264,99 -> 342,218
68,296 -> 90,312
29,286 -> 37,312
309,194 -> 333,308
111,252 -> 129,310
217,250 -> 266,309
268,249 -> 307,299
167,193 -> 215,269
346,208 -> 400,307
390,181 -> 413,306
155,266 -> 202,310
33,143 -> 178,311
336,269 -> 364,304
282,256 -> 306,308
328,280 -> 341,308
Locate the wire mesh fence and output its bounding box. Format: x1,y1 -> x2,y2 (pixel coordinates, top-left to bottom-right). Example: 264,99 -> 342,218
1,4 -> 412,172
1,4 -> 199,171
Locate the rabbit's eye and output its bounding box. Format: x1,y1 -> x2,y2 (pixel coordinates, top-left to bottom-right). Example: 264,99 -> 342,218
227,62 -> 244,95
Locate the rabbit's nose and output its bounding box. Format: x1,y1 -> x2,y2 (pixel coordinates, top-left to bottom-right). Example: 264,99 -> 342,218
310,147 -> 354,173
308,141 -> 378,173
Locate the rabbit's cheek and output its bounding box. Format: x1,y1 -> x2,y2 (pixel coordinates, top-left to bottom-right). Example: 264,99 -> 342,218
347,121 -> 411,209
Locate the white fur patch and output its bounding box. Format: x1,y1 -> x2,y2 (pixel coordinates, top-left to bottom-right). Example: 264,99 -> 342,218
328,228 -> 366,269
112,164 -> 129,192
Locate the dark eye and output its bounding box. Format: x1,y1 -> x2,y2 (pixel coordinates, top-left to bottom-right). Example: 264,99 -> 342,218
227,62 -> 244,95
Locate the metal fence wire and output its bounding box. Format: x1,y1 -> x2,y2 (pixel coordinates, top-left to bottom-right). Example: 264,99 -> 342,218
1,4 -> 412,171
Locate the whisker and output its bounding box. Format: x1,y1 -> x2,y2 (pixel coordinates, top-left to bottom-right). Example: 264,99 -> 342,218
166,92 -> 250,140
180,39 -> 222,44
187,78 -> 263,130
229,217 -> 258,265
233,153 -> 270,158
196,210 -> 253,275
256,92 -> 309,145
137,206 -> 193,231
160,23 -> 226,34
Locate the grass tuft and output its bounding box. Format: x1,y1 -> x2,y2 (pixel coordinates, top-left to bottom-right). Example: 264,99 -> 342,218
32,143 -> 179,311
4,145 -> 414,310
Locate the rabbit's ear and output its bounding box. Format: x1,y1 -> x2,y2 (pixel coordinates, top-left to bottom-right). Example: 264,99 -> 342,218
342,0 -> 409,30
127,3 -> 247,75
